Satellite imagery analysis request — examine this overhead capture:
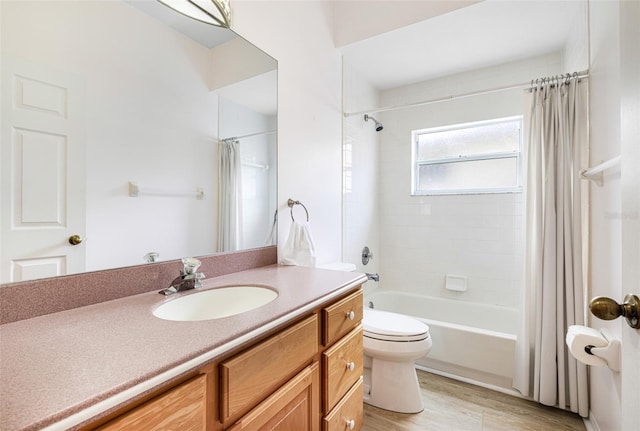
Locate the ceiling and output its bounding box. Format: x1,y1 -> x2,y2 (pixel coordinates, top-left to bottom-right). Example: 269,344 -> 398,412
340,0 -> 586,90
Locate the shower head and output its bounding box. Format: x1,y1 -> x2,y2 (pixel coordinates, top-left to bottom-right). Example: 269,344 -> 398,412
364,114 -> 384,132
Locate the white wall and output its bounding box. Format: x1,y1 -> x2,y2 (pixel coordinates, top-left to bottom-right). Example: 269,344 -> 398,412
372,54 -> 561,308
587,1 -> 623,429
231,1 -> 343,265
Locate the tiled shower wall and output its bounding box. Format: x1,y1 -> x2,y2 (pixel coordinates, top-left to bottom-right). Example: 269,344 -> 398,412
345,53 -> 564,308
379,193 -> 524,307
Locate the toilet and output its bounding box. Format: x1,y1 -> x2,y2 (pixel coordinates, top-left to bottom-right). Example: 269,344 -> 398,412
363,308 -> 432,413
317,262 -> 432,414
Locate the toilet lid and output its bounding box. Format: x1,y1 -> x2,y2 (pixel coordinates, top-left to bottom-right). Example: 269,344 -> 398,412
363,309 -> 429,342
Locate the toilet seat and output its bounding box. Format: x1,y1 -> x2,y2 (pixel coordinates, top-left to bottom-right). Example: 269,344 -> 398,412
363,309 -> 430,342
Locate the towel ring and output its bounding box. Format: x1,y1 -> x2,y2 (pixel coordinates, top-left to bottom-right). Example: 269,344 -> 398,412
287,198 -> 309,222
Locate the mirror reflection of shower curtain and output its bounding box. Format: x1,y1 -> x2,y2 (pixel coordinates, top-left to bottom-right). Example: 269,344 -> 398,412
218,139 -> 243,252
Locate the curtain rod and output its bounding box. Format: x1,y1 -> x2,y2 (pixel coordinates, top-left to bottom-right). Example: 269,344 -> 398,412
344,69 -> 589,118
220,129 -> 276,142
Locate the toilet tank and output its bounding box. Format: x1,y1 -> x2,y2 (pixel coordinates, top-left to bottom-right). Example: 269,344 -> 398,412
317,262 -> 357,272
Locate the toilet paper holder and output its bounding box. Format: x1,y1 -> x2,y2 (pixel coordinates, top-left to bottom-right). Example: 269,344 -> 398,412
586,329 -> 621,372
589,294 -> 640,329
566,325 -> 621,372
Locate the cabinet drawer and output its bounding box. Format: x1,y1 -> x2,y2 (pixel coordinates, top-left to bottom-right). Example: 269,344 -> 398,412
322,377 -> 363,431
220,314 -> 319,423
322,326 -> 363,412
228,362 -> 320,431
322,290 -> 363,346
97,374 -> 206,431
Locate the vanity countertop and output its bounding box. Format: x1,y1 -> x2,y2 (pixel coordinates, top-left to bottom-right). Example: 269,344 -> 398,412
0,264 -> 366,431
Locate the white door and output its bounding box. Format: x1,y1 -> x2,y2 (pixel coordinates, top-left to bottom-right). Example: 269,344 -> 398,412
1,56 -> 86,283
620,1 -> 640,429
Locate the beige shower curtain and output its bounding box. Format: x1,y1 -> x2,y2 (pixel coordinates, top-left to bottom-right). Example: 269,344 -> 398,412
218,139 -> 242,252
513,75 -> 589,417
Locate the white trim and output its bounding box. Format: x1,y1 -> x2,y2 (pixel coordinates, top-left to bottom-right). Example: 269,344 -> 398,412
582,412 -> 601,431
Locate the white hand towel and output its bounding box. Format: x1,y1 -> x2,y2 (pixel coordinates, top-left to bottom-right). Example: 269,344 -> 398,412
280,220 -> 317,267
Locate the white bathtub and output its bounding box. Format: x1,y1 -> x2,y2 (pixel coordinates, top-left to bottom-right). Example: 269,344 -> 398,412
365,290 -> 519,392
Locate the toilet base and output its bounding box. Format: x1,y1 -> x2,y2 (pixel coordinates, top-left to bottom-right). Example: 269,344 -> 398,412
363,356 -> 424,413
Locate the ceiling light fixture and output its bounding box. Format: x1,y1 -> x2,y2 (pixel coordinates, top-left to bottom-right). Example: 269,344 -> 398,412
158,0 -> 231,28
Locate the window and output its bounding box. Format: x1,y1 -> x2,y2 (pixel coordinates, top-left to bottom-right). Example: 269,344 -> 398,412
411,116 -> 522,195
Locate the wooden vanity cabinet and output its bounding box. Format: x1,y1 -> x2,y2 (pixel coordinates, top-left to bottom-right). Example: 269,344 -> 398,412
219,314 -> 319,425
320,290 -> 363,431
95,374 -> 208,431
322,326 -> 363,414
225,288 -> 363,431
322,289 -> 363,346
93,287 -> 363,431
227,363 -> 320,431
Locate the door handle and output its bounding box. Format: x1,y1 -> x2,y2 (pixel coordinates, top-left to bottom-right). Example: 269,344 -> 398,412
590,294 -> 640,329
68,235 -> 83,246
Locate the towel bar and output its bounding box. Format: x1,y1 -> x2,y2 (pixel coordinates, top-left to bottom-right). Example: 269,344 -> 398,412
580,155 -> 621,186
287,199 -> 309,222
128,182 -> 204,199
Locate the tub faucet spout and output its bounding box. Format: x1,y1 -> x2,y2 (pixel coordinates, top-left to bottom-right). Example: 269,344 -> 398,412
159,258 -> 205,295
366,273 -> 380,282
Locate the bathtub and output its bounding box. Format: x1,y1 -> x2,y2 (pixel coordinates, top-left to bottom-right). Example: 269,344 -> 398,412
365,290 -> 519,392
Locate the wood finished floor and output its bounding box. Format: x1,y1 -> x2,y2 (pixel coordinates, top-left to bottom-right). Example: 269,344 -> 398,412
362,370 -> 586,431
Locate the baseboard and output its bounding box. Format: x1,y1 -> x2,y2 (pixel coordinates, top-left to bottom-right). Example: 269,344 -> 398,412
583,412 -> 601,431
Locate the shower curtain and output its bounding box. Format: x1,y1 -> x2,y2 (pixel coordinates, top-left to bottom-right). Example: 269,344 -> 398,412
513,75 -> 589,417
218,139 -> 242,252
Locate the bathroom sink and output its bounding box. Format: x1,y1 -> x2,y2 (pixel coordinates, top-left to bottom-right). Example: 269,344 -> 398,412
153,285 -> 278,321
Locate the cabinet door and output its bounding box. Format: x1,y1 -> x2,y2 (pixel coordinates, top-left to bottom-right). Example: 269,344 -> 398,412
228,363 -> 320,431
97,374 -> 206,431
220,314 -> 318,423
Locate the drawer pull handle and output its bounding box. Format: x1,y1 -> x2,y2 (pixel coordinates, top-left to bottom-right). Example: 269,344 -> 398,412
346,361 -> 355,371
346,310 -> 355,320
346,419 -> 355,430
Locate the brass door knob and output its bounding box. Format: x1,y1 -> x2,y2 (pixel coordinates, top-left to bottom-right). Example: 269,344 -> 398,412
68,235 -> 83,246
589,294 -> 640,329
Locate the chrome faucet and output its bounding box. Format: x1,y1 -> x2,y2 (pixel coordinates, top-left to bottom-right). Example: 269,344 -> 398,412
159,257 -> 205,295
366,273 -> 380,282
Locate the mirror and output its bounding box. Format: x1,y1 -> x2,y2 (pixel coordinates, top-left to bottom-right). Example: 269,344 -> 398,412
0,0 -> 277,283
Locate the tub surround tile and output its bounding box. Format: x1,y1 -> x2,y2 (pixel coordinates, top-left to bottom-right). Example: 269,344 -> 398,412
0,264 -> 367,431
0,246 -> 276,324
